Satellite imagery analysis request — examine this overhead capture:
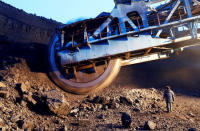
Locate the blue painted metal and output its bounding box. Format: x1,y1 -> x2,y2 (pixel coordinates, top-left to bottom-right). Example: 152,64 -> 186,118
58,35 -> 171,65
57,0 -> 200,66
184,0 -> 192,18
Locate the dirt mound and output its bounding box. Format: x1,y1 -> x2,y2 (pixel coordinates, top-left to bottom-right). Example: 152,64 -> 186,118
126,88 -> 163,111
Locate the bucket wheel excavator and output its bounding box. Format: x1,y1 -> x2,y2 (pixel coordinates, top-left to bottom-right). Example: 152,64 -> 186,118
48,0 -> 200,94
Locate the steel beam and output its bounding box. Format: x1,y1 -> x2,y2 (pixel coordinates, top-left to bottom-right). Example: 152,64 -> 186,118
89,15 -> 200,44
156,0 -> 181,37
121,53 -> 169,66
184,0 -> 192,18
58,33 -> 200,65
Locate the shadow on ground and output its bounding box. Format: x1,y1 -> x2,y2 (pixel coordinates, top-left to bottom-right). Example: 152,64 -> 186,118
0,41 -> 47,72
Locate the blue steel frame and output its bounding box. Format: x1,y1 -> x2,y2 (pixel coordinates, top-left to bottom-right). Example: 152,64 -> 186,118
57,0 -> 200,66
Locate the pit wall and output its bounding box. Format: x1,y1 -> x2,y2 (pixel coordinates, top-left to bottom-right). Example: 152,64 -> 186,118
0,1 -> 62,44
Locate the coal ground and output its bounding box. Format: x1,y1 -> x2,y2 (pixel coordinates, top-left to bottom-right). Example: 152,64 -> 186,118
0,0 -> 199,130
0,39 -> 200,130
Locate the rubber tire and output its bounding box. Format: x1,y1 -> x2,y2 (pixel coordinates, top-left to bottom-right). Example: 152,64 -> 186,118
47,34 -> 121,94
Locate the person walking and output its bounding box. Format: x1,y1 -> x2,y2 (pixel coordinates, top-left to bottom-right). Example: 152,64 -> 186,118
163,86 -> 175,113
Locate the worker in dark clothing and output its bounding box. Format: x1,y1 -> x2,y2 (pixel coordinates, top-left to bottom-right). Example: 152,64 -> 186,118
163,86 -> 175,113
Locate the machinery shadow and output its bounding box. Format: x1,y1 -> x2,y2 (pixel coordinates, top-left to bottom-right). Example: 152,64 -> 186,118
0,41 -> 48,73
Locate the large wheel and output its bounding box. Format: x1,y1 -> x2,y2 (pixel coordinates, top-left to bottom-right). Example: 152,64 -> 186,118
48,34 -> 121,94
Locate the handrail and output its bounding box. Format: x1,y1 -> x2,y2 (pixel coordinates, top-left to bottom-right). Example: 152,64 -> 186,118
88,15 -> 200,44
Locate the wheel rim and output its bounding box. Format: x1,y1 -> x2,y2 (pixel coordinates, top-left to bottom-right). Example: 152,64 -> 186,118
48,34 -> 121,94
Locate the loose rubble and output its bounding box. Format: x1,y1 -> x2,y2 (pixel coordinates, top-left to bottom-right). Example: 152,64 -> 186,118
44,89 -> 71,117
0,118 -> 5,127
125,88 -> 163,113
121,112 -> 132,128
17,119 -> 34,130
0,82 -> 9,98
120,96 -> 133,106
144,120 -> 156,130
0,3 -> 200,128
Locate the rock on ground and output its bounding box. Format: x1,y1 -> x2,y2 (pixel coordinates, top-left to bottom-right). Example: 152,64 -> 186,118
144,120 -> 156,130
120,96 -> 133,106
19,82 -> 29,94
121,112 -> 132,128
44,89 -> 71,117
0,118 -> 5,127
17,119 -> 34,129
0,83 -> 9,98
92,96 -> 110,105
188,128 -> 198,131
